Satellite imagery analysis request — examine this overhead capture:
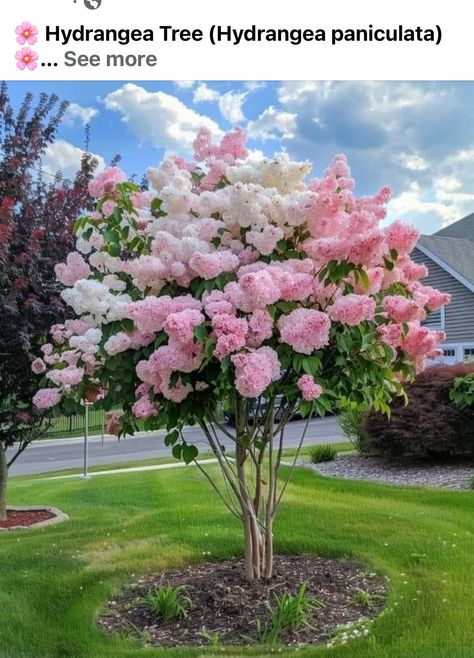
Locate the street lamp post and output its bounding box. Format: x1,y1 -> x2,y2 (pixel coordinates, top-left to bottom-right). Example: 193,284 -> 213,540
82,401 -> 93,480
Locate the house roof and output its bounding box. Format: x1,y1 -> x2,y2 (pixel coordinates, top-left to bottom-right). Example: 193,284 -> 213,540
417,234 -> 474,290
434,212 -> 474,240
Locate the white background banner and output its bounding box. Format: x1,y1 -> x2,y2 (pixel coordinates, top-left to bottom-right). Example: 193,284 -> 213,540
0,0 -> 471,80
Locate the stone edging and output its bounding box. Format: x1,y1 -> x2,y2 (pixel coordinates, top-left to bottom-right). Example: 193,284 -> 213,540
1,506 -> 69,531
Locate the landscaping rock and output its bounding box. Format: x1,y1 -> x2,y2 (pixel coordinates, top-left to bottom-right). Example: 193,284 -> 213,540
305,454 -> 474,490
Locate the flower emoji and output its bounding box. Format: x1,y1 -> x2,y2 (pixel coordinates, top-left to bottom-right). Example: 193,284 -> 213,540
15,22 -> 39,45
15,47 -> 39,71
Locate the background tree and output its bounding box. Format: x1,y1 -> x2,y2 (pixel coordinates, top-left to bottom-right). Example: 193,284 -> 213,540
32,128 -> 448,579
0,83 -> 98,519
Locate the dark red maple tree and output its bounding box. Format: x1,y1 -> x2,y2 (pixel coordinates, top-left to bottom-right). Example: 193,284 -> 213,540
0,82 -> 99,518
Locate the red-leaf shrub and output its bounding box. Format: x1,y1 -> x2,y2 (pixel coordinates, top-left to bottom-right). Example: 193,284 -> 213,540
364,364 -> 474,459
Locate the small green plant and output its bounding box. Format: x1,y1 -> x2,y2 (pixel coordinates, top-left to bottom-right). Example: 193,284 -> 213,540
117,621 -> 151,647
144,584 -> 191,622
450,372 -> 474,410
258,583 -> 324,643
338,405 -> 370,452
354,588 -> 376,608
199,628 -> 222,647
309,444 -> 337,463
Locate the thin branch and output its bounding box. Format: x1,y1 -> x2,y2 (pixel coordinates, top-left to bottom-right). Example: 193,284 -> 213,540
274,412 -> 313,512
193,459 -> 242,521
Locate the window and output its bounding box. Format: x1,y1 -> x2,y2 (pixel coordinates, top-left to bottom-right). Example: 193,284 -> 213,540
443,348 -> 456,357
464,348 -> 474,357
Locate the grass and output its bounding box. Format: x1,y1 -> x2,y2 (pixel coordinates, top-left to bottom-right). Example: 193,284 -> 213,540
1,462 -> 473,657
257,583 -> 323,643
144,584 -> 191,622
308,444 -> 338,463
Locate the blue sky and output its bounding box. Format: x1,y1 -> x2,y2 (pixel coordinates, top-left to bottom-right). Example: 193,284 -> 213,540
6,80 -> 474,235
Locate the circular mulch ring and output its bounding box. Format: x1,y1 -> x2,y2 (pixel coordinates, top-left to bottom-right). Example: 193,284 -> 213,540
98,555 -> 388,648
0,506 -> 69,531
305,454 -> 474,490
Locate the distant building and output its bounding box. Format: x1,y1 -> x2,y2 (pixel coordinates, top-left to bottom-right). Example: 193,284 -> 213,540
411,213 -> 474,364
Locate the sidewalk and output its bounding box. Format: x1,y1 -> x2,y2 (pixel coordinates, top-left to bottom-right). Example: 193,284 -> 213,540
43,458 -> 221,480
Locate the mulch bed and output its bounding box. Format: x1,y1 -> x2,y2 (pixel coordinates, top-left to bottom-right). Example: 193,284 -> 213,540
0,509 -> 55,529
98,555 -> 387,647
306,454 -> 474,490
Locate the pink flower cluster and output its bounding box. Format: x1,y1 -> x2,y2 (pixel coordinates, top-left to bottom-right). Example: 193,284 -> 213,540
382,295 -> 424,323
32,388 -> 62,409
88,167 -> 126,197
231,347 -> 280,398
193,127 -> 248,163
327,294 -> 376,326
55,252 -> 91,286
278,309 -> 331,355
297,375 -> 323,401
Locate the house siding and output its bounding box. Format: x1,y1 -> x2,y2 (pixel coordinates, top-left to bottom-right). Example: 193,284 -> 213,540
412,248 -> 474,343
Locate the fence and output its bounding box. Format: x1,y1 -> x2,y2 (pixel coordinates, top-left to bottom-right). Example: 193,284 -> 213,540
43,408 -> 106,439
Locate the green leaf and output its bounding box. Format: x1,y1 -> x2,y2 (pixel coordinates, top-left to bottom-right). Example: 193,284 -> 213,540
121,318 -> 134,332
182,444 -> 199,464
194,325 -> 208,343
172,444 -> 183,460
299,400 -> 312,417
151,198 -> 164,215
104,229 -> 119,243
165,429 -> 179,446
108,243 -> 120,257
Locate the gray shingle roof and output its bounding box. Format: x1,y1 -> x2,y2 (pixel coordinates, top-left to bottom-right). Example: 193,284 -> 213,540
434,213 -> 474,241
417,234 -> 474,286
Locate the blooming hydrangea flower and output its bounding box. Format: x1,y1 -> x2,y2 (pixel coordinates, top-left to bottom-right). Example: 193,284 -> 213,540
212,313 -> 248,360
327,295 -> 376,326
104,332 -> 132,356
132,396 -> 158,418
31,358 -> 46,374
231,347 -> 281,398
382,295 -> 425,323
106,411 -> 124,435
55,252 -> 91,286
278,309 -> 331,355
33,388 -> 61,409
88,167 -> 126,197
297,375 -> 323,401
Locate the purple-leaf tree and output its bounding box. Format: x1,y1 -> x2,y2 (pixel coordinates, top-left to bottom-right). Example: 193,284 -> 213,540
33,128 -> 448,580
0,83 -> 98,519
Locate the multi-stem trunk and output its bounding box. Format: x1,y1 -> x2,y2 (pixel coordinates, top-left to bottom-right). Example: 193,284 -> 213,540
0,447 -> 8,521
235,394 -> 277,582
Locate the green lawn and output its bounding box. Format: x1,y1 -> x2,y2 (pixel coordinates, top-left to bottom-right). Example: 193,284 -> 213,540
1,462 -> 473,658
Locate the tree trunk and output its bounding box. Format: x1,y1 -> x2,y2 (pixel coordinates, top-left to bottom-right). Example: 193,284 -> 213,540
0,447 -> 8,521
235,393 -> 275,582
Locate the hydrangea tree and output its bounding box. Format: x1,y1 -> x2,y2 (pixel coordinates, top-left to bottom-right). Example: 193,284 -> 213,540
32,128 -> 448,580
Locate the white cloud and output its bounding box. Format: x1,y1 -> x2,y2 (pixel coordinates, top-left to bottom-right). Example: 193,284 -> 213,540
218,90 -> 247,124
42,139 -> 105,180
104,83 -> 222,153
247,106 -> 297,141
193,83 -> 220,103
63,102 -> 99,127
193,85 -> 247,124
243,81 -> 267,92
174,81 -> 196,89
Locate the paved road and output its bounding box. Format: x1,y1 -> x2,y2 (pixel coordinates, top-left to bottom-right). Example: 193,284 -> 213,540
8,417 -> 344,476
